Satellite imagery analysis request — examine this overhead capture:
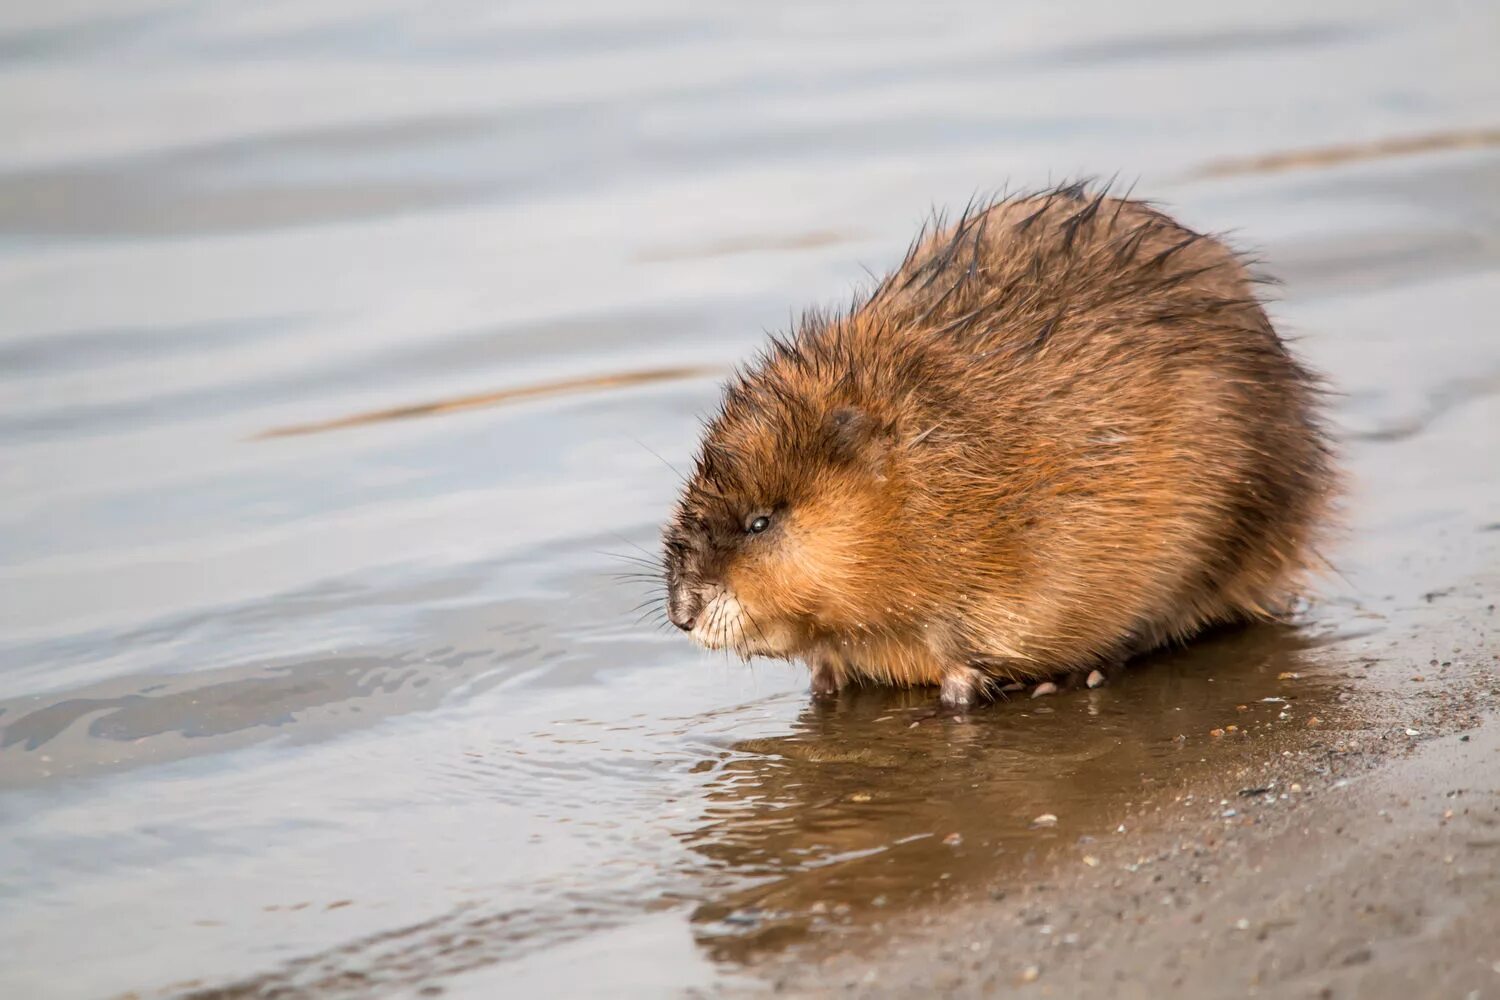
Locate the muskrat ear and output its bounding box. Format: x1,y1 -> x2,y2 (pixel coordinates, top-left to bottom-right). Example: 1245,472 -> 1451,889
823,406 -> 895,473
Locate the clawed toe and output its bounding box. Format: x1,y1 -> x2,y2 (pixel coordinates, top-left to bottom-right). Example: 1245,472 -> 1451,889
810,661 -> 844,700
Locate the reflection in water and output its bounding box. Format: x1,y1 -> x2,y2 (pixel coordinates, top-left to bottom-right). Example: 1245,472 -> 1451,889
683,625 -> 1344,964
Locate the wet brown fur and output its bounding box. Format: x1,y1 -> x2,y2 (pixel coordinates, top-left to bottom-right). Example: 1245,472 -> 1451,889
661,183 -> 1338,704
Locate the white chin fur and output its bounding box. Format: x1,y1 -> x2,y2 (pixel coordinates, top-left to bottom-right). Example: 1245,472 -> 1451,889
690,590 -> 793,657
690,590 -> 744,651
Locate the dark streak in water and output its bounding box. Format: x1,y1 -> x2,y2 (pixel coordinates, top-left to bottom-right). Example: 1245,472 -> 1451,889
1190,127 -> 1500,178
252,365 -> 723,439
635,229 -> 859,262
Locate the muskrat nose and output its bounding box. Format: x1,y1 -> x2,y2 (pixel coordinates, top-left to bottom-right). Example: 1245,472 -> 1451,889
667,589 -> 702,632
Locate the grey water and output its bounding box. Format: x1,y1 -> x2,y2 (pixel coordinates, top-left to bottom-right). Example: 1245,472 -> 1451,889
2,1 -> 1498,996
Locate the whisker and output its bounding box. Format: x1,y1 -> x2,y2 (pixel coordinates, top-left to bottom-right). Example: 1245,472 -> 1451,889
602,532 -> 661,563
603,551 -> 662,570
631,436 -> 689,487
739,600 -> 771,660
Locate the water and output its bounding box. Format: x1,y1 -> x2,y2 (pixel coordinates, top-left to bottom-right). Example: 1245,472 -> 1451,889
2,1 -> 1497,997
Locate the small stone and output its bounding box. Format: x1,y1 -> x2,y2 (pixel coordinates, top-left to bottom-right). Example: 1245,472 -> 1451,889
850,792 -> 873,803
1032,682 -> 1058,698
1086,670 -> 1106,689
1210,728 -> 1226,738
1021,965 -> 1040,983
1306,716 -> 1322,728
1278,672 -> 1300,680
944,832 -> 963,846
1031,813 -> 1059,829
1082,855 -> 1100,867
1412,675 -> 1426,682
1405,728 -> 1421,737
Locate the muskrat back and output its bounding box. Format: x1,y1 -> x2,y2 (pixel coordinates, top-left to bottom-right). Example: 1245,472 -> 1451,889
661,184 -> 1337,707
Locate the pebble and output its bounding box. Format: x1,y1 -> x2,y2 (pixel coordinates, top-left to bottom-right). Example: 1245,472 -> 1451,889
1032,682 -> 1058,698
1031,813 -> 1059,828
943,832 -> 963,846
1021,965 -> 1040,983
1306,716 -> 1322,728
1086,669 -> 1105,689
1210,728 -> 1226,738
1082,854 -> 1100,867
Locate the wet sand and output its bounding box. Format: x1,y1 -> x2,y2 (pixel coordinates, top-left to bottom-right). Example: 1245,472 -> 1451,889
756,568 -> 1500,998
1,1 -> 1498,998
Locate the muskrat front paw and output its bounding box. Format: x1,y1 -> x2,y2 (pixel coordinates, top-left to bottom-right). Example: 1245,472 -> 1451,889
939,666 -> 988,708
809,661 -> 844,699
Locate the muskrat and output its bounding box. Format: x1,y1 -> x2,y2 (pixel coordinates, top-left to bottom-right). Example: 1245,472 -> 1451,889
661,184 -> 1337,707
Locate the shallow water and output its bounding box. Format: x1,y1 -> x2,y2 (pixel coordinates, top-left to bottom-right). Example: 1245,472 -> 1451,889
1,1 -> 1498,997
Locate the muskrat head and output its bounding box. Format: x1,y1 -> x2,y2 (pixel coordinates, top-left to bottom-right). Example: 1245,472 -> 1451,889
663,395 -> 905,660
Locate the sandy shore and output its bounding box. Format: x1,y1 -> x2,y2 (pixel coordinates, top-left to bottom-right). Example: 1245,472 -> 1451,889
756,561 -> 1500,998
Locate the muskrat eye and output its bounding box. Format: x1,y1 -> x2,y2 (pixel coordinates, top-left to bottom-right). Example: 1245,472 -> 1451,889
746,514 -> 772,535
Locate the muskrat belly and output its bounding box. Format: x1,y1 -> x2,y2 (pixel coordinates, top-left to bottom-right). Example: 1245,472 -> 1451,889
817,635 -> 951,689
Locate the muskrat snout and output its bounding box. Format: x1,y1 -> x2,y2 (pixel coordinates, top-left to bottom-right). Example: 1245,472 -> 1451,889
663,534 -> 710,633
666,586 -> 701,632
